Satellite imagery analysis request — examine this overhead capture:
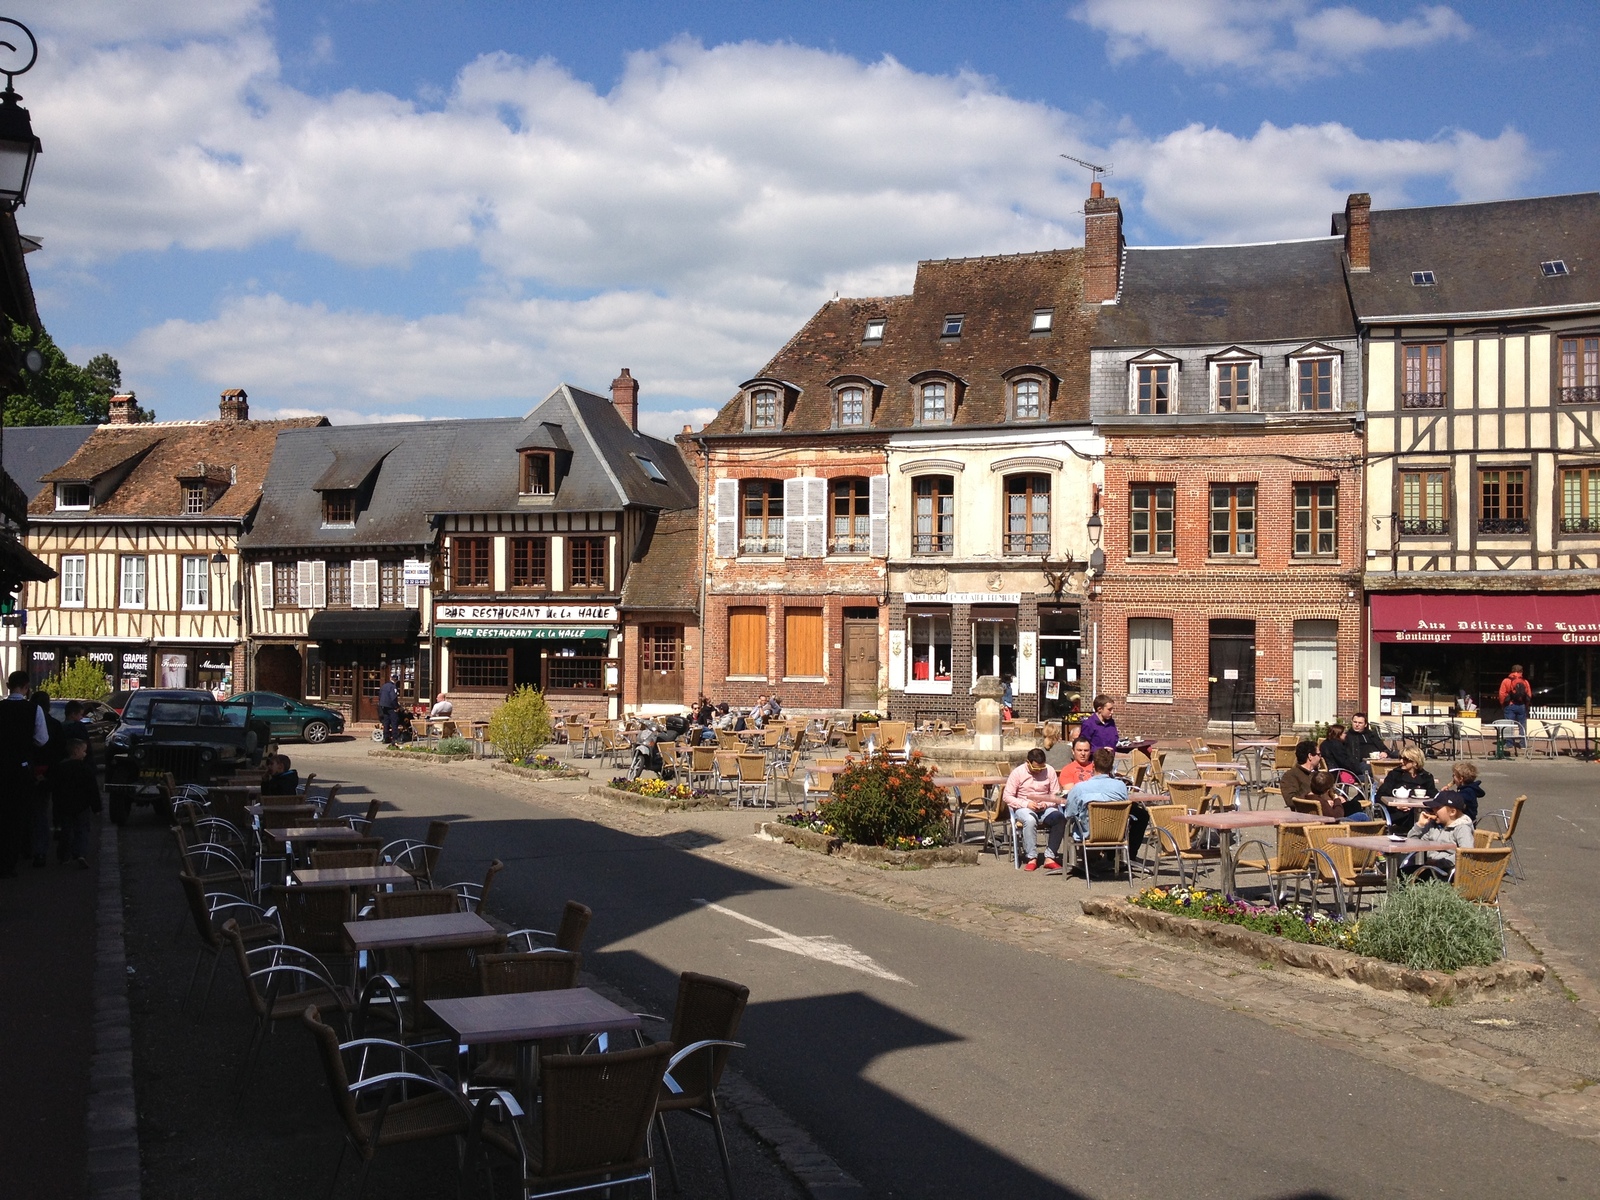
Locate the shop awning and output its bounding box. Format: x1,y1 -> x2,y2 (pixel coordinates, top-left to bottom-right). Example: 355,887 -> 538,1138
0,531 -> 55,585
1370,592 -> 1600,645
307,610 -> 421,642
434,625 -> 610,640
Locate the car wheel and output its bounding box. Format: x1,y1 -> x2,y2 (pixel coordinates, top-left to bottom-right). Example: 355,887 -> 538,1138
303,720 -> 331,744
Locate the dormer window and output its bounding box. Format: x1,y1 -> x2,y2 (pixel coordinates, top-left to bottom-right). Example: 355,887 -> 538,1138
323,490 -> 355,526
1031,309 -> 1053,333
863,318 -> 886,342
183,484 -> 208,515
920,382 -> 949,423
941,314 -> 964,338
751,388 -> 779,429
838,387 -> 865,427
1411,270 -> 1436,287
55,483 -> 91,511
1126,352 -> 1179,415
1208,350 -> 1259,413
1013,379 -> 1043,421
1542,259 -> 1570,278
521,450 -> 556,495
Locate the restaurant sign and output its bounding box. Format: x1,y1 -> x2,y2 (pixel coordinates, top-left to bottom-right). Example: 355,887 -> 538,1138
435,604 -> 618,623
435,625 -> 610,640
1370,592 -> 1600,645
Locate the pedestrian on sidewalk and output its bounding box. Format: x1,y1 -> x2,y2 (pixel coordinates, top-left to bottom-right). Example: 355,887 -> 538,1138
377,673 -> 400,744
47,737 -> 100,869
1498,665 -> 1532,753
29,690 -> 65,868
0,670 -> 48,877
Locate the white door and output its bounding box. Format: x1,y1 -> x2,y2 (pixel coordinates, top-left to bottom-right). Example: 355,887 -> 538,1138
1292,620 -> 1338,726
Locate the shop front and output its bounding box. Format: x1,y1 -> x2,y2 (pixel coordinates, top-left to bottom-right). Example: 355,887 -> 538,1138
304,610 -> 424,722
888,591 -> 1052,724
435,603 -> 620,718
24,640 -> 235,695
1369,592 -> 1600,718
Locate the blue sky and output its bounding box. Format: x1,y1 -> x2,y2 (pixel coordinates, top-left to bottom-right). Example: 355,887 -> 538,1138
10,1 -> 1597,430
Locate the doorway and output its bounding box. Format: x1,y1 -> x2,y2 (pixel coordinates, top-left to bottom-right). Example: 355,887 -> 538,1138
639,625 -> 684,706
256,644 -> 304,698
1208,619 -> 1257,721
843,608 -> 879,710
1293,620 -> 1339,726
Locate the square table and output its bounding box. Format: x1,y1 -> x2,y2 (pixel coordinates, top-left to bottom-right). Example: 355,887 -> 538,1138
265,825 -> 364,845
426,987 -> 641,1047
343,911 -> 498,953
293,865 -> 413,888
1328,835 -> 1458,889
1175,810 -> 1332,895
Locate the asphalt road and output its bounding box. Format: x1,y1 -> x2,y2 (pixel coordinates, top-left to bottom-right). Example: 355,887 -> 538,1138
302,748 -> 1600,1200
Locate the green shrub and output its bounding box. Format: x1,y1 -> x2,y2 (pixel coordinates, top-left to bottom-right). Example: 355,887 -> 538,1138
486,685 -> 554,763
819,752 -> 949,848
434,736 -> 473,755
1354,880 -> 1501,972
39,656 -> 112,702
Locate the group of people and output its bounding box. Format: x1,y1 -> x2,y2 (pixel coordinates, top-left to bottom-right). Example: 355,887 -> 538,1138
689,693 -> 783,740
0,670 -> 102,875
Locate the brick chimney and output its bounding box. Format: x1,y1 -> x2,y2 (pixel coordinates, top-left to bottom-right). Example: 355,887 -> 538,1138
1343,193 -> 1371,272
108,392 -> 138,425
610,368 -> 639,431
219,387 -> 249,422
1083,181 -> 1123,304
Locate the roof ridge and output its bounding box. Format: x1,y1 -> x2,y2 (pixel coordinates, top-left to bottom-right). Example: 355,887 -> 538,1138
1373,191 -> 1600,215
916,247 -> 1078,267
1127,235 -> 1342,251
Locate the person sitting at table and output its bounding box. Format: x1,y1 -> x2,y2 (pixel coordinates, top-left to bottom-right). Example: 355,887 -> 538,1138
262,754 -> 299,796
1005,748 -> 1066,872
1375,747 -> 1436,834
1449,762 -> 1484,822
1345,712 -> 1390,761
1064,746 -> 1144,862
1279,741 -> 1322,802
1080,695 -> 1119,755
427,692 -> 453,719
748,695 -> 770,728
1307,769 -> 1366,821
1405,790 -> 1475,876
1057,736 -> 1095,792
1319,722 -> 1366,781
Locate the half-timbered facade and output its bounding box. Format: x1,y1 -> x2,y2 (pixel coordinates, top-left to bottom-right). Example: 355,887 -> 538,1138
2,425 -> 91,677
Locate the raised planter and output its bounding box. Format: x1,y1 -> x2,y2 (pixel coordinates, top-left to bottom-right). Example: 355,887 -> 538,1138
586,784 -> 726,813
493,761 -> 589,782
368,747 -> 473,764
757,822 -> 978,869
1082,895 -> 1545,1004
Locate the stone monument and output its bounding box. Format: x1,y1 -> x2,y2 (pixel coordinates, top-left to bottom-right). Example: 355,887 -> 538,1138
972,675 -> 1005,753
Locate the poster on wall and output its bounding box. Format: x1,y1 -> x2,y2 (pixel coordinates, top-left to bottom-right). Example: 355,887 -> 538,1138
159,653 -> 189,688
1045,680 -> 1061,700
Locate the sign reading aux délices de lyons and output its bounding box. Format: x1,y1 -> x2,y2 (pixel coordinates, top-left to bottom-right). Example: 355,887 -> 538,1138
434,604 -> 620,623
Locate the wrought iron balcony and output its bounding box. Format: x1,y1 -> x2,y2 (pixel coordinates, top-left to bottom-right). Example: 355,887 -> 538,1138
1397,517 -> 1449,536
1400,391 -> 1447,409
1560,385 -> 1600,404
1477,518 -> 1529,535
1561,516 -> 1600,533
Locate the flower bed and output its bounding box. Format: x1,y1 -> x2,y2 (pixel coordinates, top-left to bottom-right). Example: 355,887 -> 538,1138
608,776 -> 711,801
1132,886 -> 1359,951
369,746 -> 472,763
585,782 -> 726,813
817,752 -> 951,849
492,754 -> 587,782
779,811 -> 945,852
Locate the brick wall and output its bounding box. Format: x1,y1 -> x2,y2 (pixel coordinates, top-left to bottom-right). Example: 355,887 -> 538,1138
620,613 -> 701,712
886,594 -> 1048,724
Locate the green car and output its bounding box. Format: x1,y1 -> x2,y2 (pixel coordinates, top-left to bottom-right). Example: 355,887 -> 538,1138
230,691 -> 346,743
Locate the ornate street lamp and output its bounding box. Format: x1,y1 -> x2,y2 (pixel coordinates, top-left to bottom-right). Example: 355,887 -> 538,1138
0,19 -> 41,211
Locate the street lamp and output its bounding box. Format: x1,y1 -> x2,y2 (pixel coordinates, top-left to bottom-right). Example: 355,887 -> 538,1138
0,19 -> 41,211
1085,511 -> 1105,577
209,550 -> 228,610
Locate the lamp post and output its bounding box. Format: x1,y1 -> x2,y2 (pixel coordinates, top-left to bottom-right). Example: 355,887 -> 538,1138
0,19 -> 41,211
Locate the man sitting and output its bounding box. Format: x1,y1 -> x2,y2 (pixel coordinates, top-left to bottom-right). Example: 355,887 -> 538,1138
1004,748 -> 1065,872
1279,741 -> 1322,802
428,692 -> 453,719
1344,712 -> 1389,762
1057,736 -> 1095,792
262,754 -> 300,796
1065,746 -> 1142,859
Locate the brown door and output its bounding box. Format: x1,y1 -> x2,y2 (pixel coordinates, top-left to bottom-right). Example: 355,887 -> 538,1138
358,664 -> 386,722
844,614 -> 879,710
639,625 -> 684,706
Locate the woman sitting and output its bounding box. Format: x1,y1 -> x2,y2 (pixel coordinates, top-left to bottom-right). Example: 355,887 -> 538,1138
1375,747 -> 1436,834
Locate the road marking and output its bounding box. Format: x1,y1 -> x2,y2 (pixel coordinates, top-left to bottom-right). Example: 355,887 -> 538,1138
692,899 -> 910,984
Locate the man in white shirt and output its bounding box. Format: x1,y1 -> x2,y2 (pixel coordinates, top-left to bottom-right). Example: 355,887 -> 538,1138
428,693 -> 454,719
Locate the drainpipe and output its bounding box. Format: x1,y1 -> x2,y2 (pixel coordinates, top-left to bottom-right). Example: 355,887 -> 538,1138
696,435 -> 709,703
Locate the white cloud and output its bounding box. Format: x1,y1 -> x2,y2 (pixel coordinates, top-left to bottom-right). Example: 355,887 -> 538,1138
1074,0 -> 1470,81
638,408 -> 719,439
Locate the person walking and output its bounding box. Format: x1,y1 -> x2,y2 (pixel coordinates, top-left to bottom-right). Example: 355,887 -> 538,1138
0,671 -> 49,877
1497,665 -> 1532,754
377,673 -> 400,745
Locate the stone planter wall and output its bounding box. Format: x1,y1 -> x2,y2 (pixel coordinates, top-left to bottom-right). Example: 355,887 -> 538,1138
1082,896 -> 1545,1004
368,748 -> 473,764
586,784 -> 727,813
757,822 -> 979,869
493,761 -> 589,782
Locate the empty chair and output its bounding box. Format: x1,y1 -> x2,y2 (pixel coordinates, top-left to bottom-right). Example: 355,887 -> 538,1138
733,754 -> 770,808
1452,846 -> 1514,953
444,859 -> 504,915
1481,794 -> 1528,878
344,796 -> 381,835
179,872 -> 280,1015
479,949 -> 582,996
1232,823 -> 1313,905
509,900 -> 593,955
648,972 -> 749,1199
225,922 -> 356,1099
269,884 -> 352,960
1144,805 -> 1219,888
1166,780 -> 1207,812
382,819 -> 449,887
373,889 -> 460,920
309,847 -> 379,870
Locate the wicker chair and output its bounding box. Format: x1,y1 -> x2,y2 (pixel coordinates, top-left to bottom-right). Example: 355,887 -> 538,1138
382,820 -> 450,888
269,883 -> 353,960
1166,780 -> 1208,812
1232,823 -> 1313,905
309,847 -> 380,870
1304,824 -> 1386,917
1075,801 -> 1133,888
1144,805 -> 1219,887
373,889 -> 460,920
733,754 -> 770,808
508,900 -> 593,955
1287,797 -> 1323,816
344,796 -> 382,835
224,922 -> 356,1099
445,859 -> 504,915
1452,846 -> 1513,952
472,950 -> 584,1089
1482,794 -> 1527,878
686,746 -> 718,791
178,871 -> 280,1015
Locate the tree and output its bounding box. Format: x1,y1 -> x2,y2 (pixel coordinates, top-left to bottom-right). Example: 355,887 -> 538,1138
39,656 -> 112,702
1,323 -> 136,425
487,686 -> 555,762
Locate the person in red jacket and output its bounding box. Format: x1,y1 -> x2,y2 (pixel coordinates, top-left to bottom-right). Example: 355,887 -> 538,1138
1497,665 -> 1532,752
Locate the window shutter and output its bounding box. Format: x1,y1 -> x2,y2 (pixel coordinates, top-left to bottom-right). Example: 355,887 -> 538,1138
804,477 -> 827,558
297,560 -> 314,608
354,559 -> 380,609
310,559 -> 327,609
257,561 -> 273,610
869,474 -> 889,558
404,571 -> 420,610
784,478 -> 806,557
714,479 -> 738,559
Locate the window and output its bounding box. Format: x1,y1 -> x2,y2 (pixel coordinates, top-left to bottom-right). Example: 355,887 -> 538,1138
1134,364 -> 1171,415
750,388 -> 779,429
972,617 -> 1017,685
1213,360 -> 1252,412
326,561 -> 351,607
728,606 -> 767,677
1031,309 -> 1053,333
829,478 -> 871,554
119,555 -> 146,608
1296,357 -> 1337,411
837,387 -> 865,428
1560,337 -> 1599,404
919,382 -> 949,423
1479,469 -> 1528,534
55,483 -> 90,510
1399,470 -> 1449,534
510,537 -> 549,589
568,537 -> 607,589
546,648 -> 604,691
184,484 -> 207,515
643,626 -> 680,672
181,556 -> 209,609
1562,469 -> 1600,533
912,475 -> 954,554
323,490 -> 355,525
784,608 -> 824,678
379,561 -> 401,605
60,555 -> 85,606
274,562 -> 300,609
451,537 -> 491,589
907,613 -> 952,691
941,313 -> 964,337
1003,474 -> 1050,555
633,455 -> 668,483
863,318 -> 885,342
520,451 -> 555,495
1542,259 -> 1570,277
1012,379 -> 1043,420
1209,484 -> 1256,557
1128,617 -> 1174,697
451,646 -> 511,690
739,480 -> 784,555
1130,485 -> 1175,556
1402,343 -> 1445,408
1293,484 -> 1338,557
1411,270 -> 1436,286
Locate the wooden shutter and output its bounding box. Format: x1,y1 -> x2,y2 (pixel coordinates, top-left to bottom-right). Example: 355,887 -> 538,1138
784,608 -> 824,677
727,607 -> 767,677
804,477 -> 827,557
353,559 -> 379,608
869,474 -> 889,558
297,560 -> 314,608
715,479 -> 738,559
257,561 -> 273,609
783,477 -> 806,557
310,559 -> 327,609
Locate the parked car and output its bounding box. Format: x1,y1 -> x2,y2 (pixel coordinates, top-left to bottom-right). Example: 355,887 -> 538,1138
228,691 -> 345,743
107,690 -> 135,716
105,690 -> 264,823
47,698 -> 119,760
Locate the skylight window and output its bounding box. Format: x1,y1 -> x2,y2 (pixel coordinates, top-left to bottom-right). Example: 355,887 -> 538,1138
863,318 -> 885,342
1542,259 -> 1570,277
634,455 -> 668,484
1411,271 -> 1437,287
1031,309 -> 1054,333
942,313 -> 964,337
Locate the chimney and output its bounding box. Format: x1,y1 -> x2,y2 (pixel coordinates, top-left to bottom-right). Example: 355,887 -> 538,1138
108,392 -> 138,425
610,368 -> 639,431
1083,183 -> 1123,304
219,387 -> 249,422
1343,193 -> 1371,272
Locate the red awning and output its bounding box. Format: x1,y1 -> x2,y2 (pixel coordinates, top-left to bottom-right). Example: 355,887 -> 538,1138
1370,592 -> 1600,645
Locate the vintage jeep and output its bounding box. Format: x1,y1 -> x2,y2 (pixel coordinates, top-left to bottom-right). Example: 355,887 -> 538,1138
105,690 -> 264,823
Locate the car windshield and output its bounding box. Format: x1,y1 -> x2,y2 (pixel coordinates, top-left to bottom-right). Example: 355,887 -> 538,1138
122,693 -> 153,723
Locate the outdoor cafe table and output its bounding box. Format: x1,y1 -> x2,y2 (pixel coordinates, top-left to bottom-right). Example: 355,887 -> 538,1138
342,911 -> 498,955
1328,835 -> 1458,890
1174,810 -> 1332,896
426,987 -> 641,1047
245,802 -> 319,822
263,825 -> 364,850
292,865 -> 413,888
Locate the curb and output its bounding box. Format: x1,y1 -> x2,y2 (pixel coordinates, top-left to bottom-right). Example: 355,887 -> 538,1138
1501,895 -> 1600,1022
87,822 -> 140,1199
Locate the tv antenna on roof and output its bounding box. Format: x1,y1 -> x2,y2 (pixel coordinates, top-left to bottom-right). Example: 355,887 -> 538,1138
1059,153 -> 1111,185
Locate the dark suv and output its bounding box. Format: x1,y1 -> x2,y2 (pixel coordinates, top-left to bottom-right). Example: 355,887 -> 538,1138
106,690 -> 264,823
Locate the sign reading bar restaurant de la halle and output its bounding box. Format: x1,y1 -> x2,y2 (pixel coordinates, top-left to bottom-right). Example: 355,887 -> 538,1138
1370,593 -> 1600,645
435,604 -> 619,623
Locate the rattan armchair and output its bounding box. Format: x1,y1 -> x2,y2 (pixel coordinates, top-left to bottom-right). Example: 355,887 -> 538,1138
178,871 -> 280,1016
268,883 -> 354,960
1452,846 -> 1513,953
1232,823 -> 1312,906
647,972 -> 749,1199
345,796 -> 382,835
1304,824 -> 1386,918
310,847 -> 381,870
508,901 -> 593,955
471,950 -> 584,1089
1482,794 -> 1527,879
1143,805 -> 1219,888
382,820 -> 450,888
1075,801 -> 1133,888
224,922 -> 356,1100
445,859 -> 505,915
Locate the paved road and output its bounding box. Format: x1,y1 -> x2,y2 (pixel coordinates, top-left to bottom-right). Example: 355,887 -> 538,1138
305,748 -> 1600,1200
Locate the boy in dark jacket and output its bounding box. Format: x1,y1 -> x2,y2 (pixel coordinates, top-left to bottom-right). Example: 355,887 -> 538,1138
49,736 -> 101,868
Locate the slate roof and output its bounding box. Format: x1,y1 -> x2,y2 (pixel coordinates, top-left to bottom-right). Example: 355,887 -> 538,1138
1335,192 -> 1600,319
31,418 -> 326,519
620,508 -> 700,613
701,248 -> 1090,435
3,424 -> 93,502
1095,238 -> 1356,348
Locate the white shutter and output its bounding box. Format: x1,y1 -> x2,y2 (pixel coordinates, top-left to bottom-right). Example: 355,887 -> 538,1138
297,560 -> 314,608
714,479 -> 738,559
310,559 -> 327,609
404,578 -> 420,609
869,474 -> 889,558
257,561 -> 274,610
804,477 -> 828,558
353,559 -> 379,609
783,478 -> 806,557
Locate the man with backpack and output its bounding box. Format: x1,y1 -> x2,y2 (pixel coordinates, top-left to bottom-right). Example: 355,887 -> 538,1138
1498,665 -> 1532,753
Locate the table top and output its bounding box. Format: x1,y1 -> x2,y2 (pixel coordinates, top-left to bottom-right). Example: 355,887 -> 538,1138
1234,740 -> 1280,750
930,774 -> 1009,787
343,911 -> 498,952
425,987 -> 641,1045
1329,835 -> 1456,855
246,803 -> 319,820
1379,797 -> 1431,810
293,865 -> 413,887
1176,811 -> 1332,830
265,825 -> 364,843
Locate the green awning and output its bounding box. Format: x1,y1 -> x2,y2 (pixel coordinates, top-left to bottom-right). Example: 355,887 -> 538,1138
435,625 -> 610,640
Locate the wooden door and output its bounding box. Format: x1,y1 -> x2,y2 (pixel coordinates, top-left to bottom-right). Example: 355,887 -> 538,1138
639,625 -> 684,706
1207,620 -> 1256,722
358,664 -> 385,722
844,617 -> 879,710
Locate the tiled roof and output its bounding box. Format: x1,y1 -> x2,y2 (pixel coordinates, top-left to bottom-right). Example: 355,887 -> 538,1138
701,248 -> 1090,435
3,424 -> 93,501
620,508 -> 701,612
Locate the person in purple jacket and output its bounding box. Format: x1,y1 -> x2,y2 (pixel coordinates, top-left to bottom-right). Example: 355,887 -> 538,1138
1079,695 -> 1120,755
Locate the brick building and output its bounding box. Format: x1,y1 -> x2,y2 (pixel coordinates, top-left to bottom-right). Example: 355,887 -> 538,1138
1088,191 -> 1365,737
619,505 -> 702,714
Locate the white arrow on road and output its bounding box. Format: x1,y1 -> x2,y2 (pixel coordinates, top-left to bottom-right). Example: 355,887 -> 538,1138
693,899 -> 910,984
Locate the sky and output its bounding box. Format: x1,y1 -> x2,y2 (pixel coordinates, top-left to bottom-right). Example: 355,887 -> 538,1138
7,0 -> 1597,434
